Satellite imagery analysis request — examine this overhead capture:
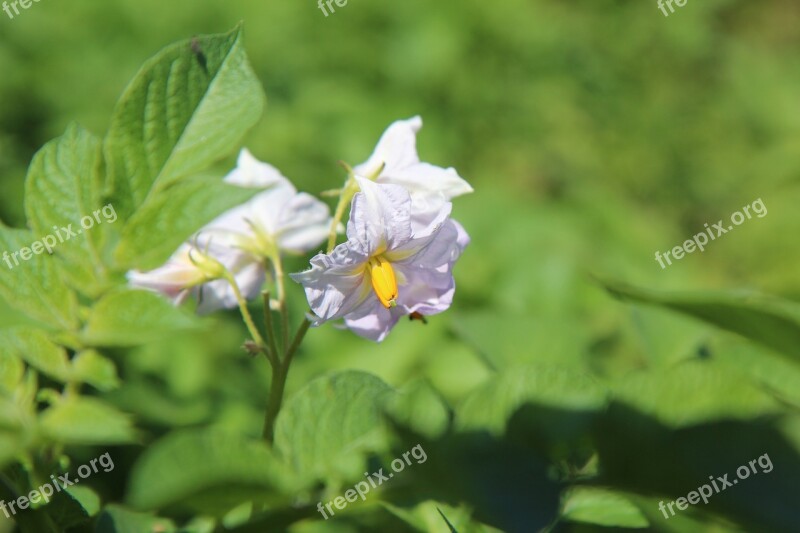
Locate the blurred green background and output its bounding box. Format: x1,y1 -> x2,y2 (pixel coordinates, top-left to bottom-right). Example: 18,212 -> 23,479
1,0 -> 800,531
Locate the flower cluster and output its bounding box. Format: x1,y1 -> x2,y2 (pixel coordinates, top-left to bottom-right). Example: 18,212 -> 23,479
129,117 -> 472,342
128,149 -> 332,314
292,117 -> 472,341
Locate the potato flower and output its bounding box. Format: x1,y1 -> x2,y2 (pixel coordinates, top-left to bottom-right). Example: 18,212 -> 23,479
202,149 -> 333,258
129,149 -> 333,313
354,116 -> 473,221
292,177 -> 469,341
127,243 -> 264,315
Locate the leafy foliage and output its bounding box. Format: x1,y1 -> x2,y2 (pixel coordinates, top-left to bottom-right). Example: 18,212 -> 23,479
0,3 -> 799,532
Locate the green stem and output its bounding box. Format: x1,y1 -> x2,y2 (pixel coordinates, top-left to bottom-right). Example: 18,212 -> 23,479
226,272 -> 267,350
271,254 -> 290,352
284,318 -> 311,372
262,318 -> 311,444
261,291 -> 279,367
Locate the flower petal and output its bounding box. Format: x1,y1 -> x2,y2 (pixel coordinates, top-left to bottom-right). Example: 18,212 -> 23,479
290,242 -> 372,322
348,177 -> 412,255
276,192 -> 332,254
381,162 -> 473,202
395,265 -> 456,316
127,245 -> 204,301
225,148 -> 289,188
386,209 -> 465,270
354,116 -> 422,178
343,300 -> 403,342
196,260 -> 265,315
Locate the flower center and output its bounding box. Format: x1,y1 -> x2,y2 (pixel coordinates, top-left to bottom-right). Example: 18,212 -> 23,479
367,256 -> 398,309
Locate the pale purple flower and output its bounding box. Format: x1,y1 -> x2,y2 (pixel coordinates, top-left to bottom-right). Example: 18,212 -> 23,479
224,148 -> 286,188
128,149 -> 331,314
127,243 -> 263,315
291,178 -> 469,342
201,149 -> 332,258
355,116 -> 473,222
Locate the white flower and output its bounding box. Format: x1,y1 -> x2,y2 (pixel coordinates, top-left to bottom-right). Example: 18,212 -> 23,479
129,149 -> 332,314
127,243 -> 264,315
224,148 -> 286,188
291,178 -> 469,342
202,149 -> 332,258
354,116 -> 473,220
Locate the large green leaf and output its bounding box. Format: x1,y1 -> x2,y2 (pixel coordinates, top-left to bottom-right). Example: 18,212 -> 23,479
603,280 -> 800,363
561,487 -> 649,529
456,364 -> 607,465
104,26 -> 266,217
593,406 -> 800,531
610,361 -> 781,428
274,371 -> 395,483
457,363 -> 607,435
24,123 -> 111,294
714,339 -> 800,408
0,431 -> 21,470
39,397 -> 136,444
451,312 -> 587,370
126,429 -> 297,514
387,425 -> 561,533
95,505 -> 176,533
47,485 -> 102,531
70,350 -> 120,391
81,289 -> 197,347
384,379 -> 450,440
0,225 -> 80,330
0,342 -> 24,394
113,175 -> 261,270
0,327 -> 70,382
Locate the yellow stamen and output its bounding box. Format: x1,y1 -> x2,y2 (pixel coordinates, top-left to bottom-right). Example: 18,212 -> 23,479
367,256 -> 398,309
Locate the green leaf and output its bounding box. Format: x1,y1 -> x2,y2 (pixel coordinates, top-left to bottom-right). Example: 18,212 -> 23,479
39,397 -> 136,445
457,363 -> 607,435
384,379 -> 450,440
602,279 -> 800,363
81,289 -> 197,347
593,407 -> 800,531
113,175 -> 261,270
0,342 -> 24,394
456,364 -> 607,465
95,505 -> 176,533
0,224 -> 80,330
562,487 -> 649,528
437,507 -> 460,533
714,339 -> 800,408
610,361 -> 781,427
274,371 -> 395,483
0,327 -> 70,382
24,123 -> 112,294
70,350 -> 120,391
66,486 -> 102,517
452,312 -> 587,370
47,485 -> 102,530
126,429 -> 297,514
0,431 -> 21,469
104,26 -> 266,217
388,425 -> 561,533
